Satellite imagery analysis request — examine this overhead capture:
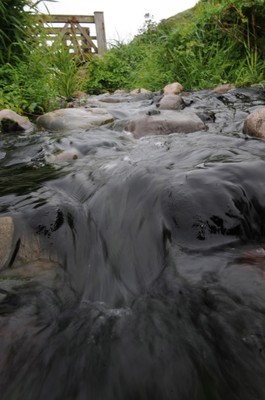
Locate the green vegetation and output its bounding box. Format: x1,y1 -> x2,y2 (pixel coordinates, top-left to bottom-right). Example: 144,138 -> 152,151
86,0 -> 265,92
0,0 -> 79,115
0,0 -> 264,116
0,0 -> 36,64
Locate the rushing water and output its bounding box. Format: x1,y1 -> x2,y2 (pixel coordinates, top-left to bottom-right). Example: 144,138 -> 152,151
1,88 -> 265,399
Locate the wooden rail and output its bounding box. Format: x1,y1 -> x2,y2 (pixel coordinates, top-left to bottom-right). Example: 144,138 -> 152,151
37,12 -> 107,60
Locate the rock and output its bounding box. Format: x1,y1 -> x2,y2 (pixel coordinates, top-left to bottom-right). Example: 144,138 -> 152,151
96,92 -> 153,105
158,94 -> 183,110
36,108 -> 114,132
212,83 -> 235,94
130,88 -> 152,94
13,233 -> 58,269
0,216 -> 14,269
70,92 -> 90,107
243,107 -> 265,138
146,109 -> 161,116
1,260 -> 58,279
0,214 -> 59,272
98,95 -> 129,104
47,149 -> 80,162
124,110 -> 205,139
114,89 -> 127,94
0,109 -> 34,133
163,82 -> 184,95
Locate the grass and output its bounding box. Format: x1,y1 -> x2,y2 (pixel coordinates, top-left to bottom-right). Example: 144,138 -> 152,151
0,0 -> 264,115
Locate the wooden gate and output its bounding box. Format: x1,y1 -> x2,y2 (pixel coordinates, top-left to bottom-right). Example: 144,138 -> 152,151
39,12 -> 107,61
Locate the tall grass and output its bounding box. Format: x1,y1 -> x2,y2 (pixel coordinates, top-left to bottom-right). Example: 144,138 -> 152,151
0,0 -> 43,64
0,0 -> 71,115
84,0 -> 265,92
0,38 -> 81,115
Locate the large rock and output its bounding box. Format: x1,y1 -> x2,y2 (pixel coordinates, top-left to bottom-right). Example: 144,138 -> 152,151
0,109 -> 34,133
124,110 -> 205,139
243,107 -> 265,138
158,94 -> 183,110
37,107 -> 114,132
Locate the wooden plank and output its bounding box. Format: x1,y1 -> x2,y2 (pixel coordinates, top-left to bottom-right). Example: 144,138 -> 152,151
69,24 -> 82,57
94,12 -> 107,55
57,22 -> 70,39
40,14 -> 95,23
43,30 -> 97,40
42,27 -> 95,37
74,22 -> 98,52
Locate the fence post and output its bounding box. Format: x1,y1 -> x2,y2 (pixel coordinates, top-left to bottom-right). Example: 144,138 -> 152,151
94,12 -> 107,55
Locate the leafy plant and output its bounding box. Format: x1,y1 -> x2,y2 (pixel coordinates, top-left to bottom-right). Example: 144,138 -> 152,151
0,0 -> 45,64
49,43 -> 79,100
0,15 -> 81,115
85,41 -> 141,93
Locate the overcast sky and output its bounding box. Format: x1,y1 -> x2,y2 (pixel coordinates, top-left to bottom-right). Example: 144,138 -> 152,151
38,0 -> 198,44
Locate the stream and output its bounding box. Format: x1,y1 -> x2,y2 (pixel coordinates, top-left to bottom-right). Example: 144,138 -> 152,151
1,87 -> 265,399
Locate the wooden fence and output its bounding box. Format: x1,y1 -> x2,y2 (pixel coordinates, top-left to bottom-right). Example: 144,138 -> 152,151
37,12 -> 107,61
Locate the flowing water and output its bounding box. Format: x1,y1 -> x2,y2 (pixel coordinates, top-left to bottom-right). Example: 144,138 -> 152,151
1,88 -> 265,399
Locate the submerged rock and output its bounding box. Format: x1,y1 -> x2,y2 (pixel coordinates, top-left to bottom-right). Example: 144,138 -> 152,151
47,148 -> 80,162
243,107 -> 265,138
124,110 -> 205,138
36,107 -> 114,132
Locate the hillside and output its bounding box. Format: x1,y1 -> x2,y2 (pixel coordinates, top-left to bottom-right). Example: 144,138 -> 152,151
162,4 -> 198,26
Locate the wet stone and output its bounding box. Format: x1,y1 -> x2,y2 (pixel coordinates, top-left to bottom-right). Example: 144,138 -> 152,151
36,107 -> 114,132
124,110 -> 205,138
243,107 -> 265,138
0,109 -> 34,133
158,94 -> 184,110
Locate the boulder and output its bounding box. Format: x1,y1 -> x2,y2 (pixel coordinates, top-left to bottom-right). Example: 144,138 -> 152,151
163,82 -> 184,95
124,110 -> 205,139
158,94 -> 183,110
36,107 -> 114,132
243,107 -> 265,138
0,109 -> 34,133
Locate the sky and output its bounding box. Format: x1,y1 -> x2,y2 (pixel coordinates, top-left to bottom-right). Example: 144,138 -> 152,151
37,0 -> 198,44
